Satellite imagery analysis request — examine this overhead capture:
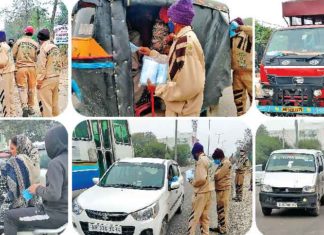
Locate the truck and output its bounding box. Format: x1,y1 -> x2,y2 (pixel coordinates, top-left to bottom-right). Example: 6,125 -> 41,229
257,0 -> 324,116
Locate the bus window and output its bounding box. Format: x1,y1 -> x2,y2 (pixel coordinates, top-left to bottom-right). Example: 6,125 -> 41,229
101,120 -> 111,149
73,7 -> 95,38
91,121 -> 101,148
113,120 -> 130,144
73,121 -> 90,140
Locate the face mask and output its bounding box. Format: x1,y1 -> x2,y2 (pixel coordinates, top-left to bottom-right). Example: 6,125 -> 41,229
168,21 -> 175,33
214,159 -> 221,165
229,21 -> 239,38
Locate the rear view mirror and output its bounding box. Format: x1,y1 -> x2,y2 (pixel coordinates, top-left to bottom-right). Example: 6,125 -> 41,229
170,181 -> 180,190
92,177 -> 99,184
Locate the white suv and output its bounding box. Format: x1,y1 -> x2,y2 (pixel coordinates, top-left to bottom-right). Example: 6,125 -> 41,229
72,158 -> 184,235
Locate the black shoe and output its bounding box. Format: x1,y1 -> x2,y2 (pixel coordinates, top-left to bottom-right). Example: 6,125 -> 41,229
22,108 -> 29,117
28,108 -> 35,115
209,227 -> 227,234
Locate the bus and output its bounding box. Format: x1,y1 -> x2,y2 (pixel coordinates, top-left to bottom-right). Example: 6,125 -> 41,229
72,120 -> 134,194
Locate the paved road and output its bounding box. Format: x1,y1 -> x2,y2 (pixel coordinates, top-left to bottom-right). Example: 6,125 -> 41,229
167,167 -> 252,235
256,187 -> 324,235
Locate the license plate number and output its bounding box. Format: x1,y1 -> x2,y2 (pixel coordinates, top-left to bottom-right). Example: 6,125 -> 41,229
88,223 -> 122,234
282,107 -> 303,113
277,202 -> 298,208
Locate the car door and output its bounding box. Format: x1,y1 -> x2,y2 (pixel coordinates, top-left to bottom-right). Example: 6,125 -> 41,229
167,164 -> 180,217
318,154 -> 324,197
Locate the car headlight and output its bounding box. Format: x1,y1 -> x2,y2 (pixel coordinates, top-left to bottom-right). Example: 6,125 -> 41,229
262,88 -> 274,97
261,184 -> 273,193
72,199 -> 84,215
302,186 -> 316,193
313,90 -> 322,97
131,202 -> 159,221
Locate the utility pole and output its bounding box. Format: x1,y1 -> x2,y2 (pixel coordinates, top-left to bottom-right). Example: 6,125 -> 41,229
295,120 -> 299,148
215,132 -> 224,144
282,128 -> 285,148
174,120 -> 178,162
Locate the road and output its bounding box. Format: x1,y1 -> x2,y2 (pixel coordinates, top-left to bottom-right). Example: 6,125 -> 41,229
167,167 -> 252,235
256,187 -> 324,235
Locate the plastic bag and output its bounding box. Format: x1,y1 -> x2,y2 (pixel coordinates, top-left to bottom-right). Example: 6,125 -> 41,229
185,169 -> 195,182
140,56 -> 168,85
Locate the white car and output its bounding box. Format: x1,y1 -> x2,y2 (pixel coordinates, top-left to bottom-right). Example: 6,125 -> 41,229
72,158 -> 184,235
260,149 -> 324,216
255,164 -> 265,185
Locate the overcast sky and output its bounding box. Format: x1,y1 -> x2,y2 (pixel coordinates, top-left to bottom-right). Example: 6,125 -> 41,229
263,120 -> 324,130
128,119 -> 248,156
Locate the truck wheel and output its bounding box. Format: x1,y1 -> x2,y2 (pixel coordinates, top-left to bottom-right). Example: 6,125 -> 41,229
160,217 -> 168,235
262,207 -> 272,216
309,198 -> 320,217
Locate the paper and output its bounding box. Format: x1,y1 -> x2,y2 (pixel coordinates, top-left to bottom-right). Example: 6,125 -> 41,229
140,56 -> 168,85
22,189 -> 33,201
130,42 -> 139,53
185,169 -> 194,182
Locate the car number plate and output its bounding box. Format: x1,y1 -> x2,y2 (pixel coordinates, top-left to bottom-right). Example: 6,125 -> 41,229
282,107 -> 303,113
277,202 -> 298,208
88,223 -> 122,234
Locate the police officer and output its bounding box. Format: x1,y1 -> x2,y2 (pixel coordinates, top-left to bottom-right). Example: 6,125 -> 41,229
233,149 -> 249,202
13,26 -> 39,117
188,143 -> 214,235
0,31 -> 16,117
231,18 -> 253,116
211,148 -> 232,234
36,29 -> 62,117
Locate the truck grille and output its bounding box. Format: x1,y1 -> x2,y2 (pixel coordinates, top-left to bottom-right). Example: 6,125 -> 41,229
80,222 -> 135,235
268,76 -> 324,86
272,187 -> 303,194
85,210 -> 128,221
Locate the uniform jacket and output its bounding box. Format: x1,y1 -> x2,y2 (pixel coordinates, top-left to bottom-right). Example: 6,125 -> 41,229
150,26 -> 206,115
192,153 -> 214,194
231,25 -> 253,72
12,36 -> 39,68
214,158 -> 232,191
0,42 -> 15,74
236,154 -> 249,173
37,40 -> 62,81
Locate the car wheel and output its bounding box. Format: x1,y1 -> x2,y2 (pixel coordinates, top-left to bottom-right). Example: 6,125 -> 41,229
309,197 -> 320,217
176,196 -> 184,214
160,218 -> 168,235
262,207 -> 272,216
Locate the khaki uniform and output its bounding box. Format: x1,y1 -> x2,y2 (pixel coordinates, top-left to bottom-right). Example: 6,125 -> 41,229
0,42 -> 16,117
231,25 -> 253,116
214,158 -> 232,234
188,154 -> 214,235
12,36 -> 39,110
37,41 -> 62,117
150,26 -> 206,117
235,154 -> 249,201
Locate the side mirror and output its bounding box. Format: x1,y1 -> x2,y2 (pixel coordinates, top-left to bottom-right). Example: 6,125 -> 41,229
92,177 -> 99,184
319,165 -> 323,173
170,181 -> 180,190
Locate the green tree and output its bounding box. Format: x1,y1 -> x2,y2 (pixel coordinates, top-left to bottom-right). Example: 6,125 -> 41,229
298,139 -> 321,150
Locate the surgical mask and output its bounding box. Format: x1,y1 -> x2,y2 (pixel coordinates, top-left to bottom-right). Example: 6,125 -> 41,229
168,21 -> 175,33
229,21 -> 239,38
214,159 -> 221,165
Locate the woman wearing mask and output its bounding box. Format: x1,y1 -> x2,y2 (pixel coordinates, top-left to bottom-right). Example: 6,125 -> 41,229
0,135 -> 40,217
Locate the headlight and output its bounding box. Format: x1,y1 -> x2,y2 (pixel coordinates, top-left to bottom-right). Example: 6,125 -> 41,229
131,202 -> 159,221
72,199 -> 84,215
313,90 -> 322,97
302,186 -> 316,193
262,88 -> 274,97
261,184 -> 273,193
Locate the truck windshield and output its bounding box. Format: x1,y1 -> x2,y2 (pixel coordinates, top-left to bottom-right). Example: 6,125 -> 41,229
99,162 -> 165,190
266,28 -> 324,56
72,7 -> 95,38
266,153 -> 316,173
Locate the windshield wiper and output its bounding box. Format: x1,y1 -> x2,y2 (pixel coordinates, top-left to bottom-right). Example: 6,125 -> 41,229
104,183 -> 140,189
138,186 -> 161,190
269,52 -> 298,62
306,53 -> 324,61
295,170 -> 315,173
267,169 -> 296,172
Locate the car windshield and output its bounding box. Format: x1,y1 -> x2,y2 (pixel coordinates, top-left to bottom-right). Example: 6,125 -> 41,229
266,28 -> 324,56
266,153 -> 316,173
99,162 -> 165,190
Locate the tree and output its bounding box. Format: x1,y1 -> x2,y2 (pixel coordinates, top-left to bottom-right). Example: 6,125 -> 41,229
298,139 -> 321,150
